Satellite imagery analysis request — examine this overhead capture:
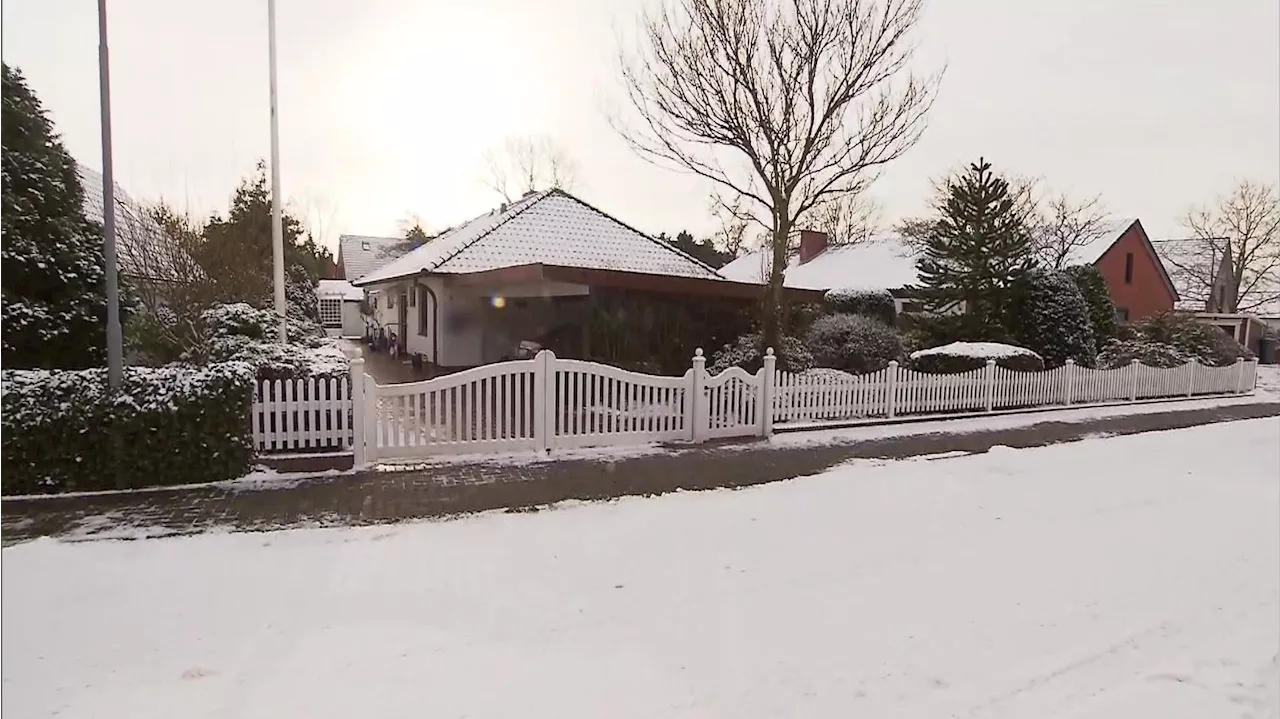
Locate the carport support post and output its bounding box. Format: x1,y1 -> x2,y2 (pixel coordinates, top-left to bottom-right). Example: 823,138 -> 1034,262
1062,359 -> 1075,405
1129,358 -> 1140,402
350,358 -> 366,465
983,359 -> 995,412
760,348 -> 776,437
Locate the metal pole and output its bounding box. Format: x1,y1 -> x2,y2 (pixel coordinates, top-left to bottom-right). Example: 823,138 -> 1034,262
268,0 -> 287,342
97,0 -> 124,387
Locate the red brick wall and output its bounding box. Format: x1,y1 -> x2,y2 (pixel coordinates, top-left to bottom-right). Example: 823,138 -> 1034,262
1093,224 -> 1176,321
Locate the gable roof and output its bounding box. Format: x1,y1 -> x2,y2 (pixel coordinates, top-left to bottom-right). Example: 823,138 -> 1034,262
1062,218 -> 1138,266
77,164 -> 190,283
316,278 -> 364,301
352,189 -> 722,286
338,235 -> 408,282
719,237 -> 920,292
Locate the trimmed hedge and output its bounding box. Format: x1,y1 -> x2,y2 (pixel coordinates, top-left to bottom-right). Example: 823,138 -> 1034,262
825,288 -> 897,325
709,333 -> 813,374
1,363 -> 255,495
805,313 -> 904,373
909,342 -> 1045,373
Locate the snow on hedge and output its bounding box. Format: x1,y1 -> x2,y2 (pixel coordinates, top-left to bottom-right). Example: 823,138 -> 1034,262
824,287 -> 893,305
910,341 -> 1042,361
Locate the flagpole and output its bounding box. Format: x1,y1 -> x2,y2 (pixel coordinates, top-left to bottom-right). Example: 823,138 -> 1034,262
97,0 -> 124,387
268,0 -> 287,342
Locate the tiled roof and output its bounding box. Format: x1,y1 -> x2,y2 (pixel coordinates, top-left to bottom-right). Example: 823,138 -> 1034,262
338,235 -> 408,282
1062,218 -> 1138,266
719,237 -> 920,292
77,164 -> 188,283
352,190 -> 722,286
316,279 -> 364,301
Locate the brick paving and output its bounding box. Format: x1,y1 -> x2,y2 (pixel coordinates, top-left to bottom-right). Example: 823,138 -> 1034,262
3,402 -> 1278,546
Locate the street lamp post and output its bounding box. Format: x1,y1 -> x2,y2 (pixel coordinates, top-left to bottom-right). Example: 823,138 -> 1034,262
97,0 -> 124,387
268,0 -> 287,342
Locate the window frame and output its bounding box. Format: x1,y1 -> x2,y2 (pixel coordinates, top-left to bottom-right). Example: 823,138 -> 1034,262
318,298 -> 343,328
1124,252 -> 1134,284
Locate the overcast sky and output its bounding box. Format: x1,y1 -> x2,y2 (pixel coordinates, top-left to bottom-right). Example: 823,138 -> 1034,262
3,0 -> 1277,253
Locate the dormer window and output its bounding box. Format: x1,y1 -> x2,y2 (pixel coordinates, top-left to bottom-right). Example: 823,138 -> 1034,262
361,241 -> 371,251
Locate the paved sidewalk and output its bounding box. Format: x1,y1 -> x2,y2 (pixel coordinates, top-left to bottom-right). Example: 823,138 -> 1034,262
4,401 -> 1279,546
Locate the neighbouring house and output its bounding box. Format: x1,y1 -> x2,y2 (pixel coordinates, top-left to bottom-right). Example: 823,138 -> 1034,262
1061,218 -> 1178,322
316,279 -> 365,338
718,230 -> 945,314
350,189 -> 819,372
336,234 -> 409,283
1185,312 -> 1269,357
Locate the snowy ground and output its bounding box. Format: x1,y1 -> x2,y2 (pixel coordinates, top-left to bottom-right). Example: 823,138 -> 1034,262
3,420 -> 1278,718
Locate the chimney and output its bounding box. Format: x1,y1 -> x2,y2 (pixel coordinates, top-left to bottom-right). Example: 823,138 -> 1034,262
522,189 -> 538,198
798,229 -> 829,264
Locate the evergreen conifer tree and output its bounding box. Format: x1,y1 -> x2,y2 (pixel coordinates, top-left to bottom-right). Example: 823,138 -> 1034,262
914,158 -> 1036,333
1,64 -> 109,368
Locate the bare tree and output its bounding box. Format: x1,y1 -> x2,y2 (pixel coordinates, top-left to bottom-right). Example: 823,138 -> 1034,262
802,192 -> 881,246
1032,193 -> 1111,269
1161,180 -> 1280,313
482,134 -> 579,202
615,0 -> 938,346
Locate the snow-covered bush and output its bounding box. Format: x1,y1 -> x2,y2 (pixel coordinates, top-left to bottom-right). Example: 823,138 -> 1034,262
805,313 -> 903,374
1096,339 -> 1192,370
709,333 -> 813,374
824,288 -> 896,325
1062,265 -> 1117,351
1005,269 -> 1096,367
1,363 -> 255,494
181,302 -> 345,379
910,341 -> 1044,373
1132,312 -> 1253,367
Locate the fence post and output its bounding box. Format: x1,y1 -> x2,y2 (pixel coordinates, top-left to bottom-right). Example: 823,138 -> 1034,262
534,350 -> 553,453
983,359 -> 995,412
1062,359 -> 1075,405
760,348 -> 776,437
886,360 -> 899,418
363,371 -> 379,463
1186,362 -> 1196,397
1235,357 -> 1247,393
691,349 -> 707,441
349,358 -> 366,466
1129,358 -> 1140,402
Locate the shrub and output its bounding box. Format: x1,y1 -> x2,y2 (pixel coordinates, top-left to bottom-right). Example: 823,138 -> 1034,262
824,288 -> 896,325
181,302 -> 346,380
1062,264 -> 1118,351
1134,311 -> 1253,366
900,312 -> 1012,348
1,363 -> 255,495
709,333 -> 813,374
805,313 -> 904,374
1005,268 -> 1096,367
1096,339 -> 1192,370
909,341 -> 1045,373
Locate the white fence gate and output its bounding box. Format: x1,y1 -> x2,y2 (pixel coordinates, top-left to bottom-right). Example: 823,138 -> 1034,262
250,352 -> 1259,463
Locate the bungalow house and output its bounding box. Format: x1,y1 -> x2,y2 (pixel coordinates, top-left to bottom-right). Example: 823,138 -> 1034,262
719,219 -> 1179,322
350,189 -> 818,371
335,234 -> 408,283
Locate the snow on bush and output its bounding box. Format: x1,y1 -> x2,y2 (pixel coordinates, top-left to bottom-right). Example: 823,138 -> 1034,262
1133,311 -> 1253,367
1096,339 -> 1193,370
182,302 -> 347,379
1,363 -> 255,494
1005,268 -> 1096,368
1062,265 -> 1117,351
805,313 -> 903,374
909,341 -> 1044,373
824,287 -> 896,325
709,333 -> 813,374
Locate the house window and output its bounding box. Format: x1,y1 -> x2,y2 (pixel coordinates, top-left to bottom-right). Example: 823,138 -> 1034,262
371,295 -> 378,310
1115,307 -> 1129,322
1124,252 -> 1134,284
387,293 -> 395,309
409,286 -> 416,307
318,298 -> 342,328
361,241 -> 371,251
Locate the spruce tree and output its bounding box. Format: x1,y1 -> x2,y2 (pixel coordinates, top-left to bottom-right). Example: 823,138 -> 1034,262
914,158 -> 1036,333
1,64 -> 109,368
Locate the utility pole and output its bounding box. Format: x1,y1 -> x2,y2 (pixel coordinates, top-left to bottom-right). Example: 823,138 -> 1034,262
268,0 -> 287,342
97,0 -> 124,387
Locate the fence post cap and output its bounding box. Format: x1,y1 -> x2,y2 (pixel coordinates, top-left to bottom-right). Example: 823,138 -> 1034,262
694,348 -> 704,358
350,357 -> 364,366
888,359 -> 899,367
1131,358 -> 1141,365
765,347 -> 775,357
1064,358 -> 1074,365
986,358 -> 997,366
1236,356 -> 1246,363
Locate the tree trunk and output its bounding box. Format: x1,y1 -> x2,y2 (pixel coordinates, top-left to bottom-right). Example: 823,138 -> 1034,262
761,212 -> 791,356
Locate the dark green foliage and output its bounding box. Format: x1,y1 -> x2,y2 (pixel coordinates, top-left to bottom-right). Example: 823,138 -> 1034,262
1,64 -> 109,369
899,312 -> 1012,348
910,344 -> 1044,373
824,288 -> 896,325
912,158 -> 1037,329
1005,269 -> 1096,367
1062,264 -> 1117,351
709,333 -> 813,374
660,230 -> 734,269
182,303 -> 343,380
1,363 -> 255,495
1096,339 -> 1191,370
1130,312 -> 1253,366
805,313 -> 903,373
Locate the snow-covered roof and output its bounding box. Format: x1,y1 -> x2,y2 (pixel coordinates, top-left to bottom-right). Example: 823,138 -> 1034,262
719,237 -> 920,292
316,279 -> 363,302
1062,218 -> 1138,266
352,190 -> 722,286
77,164 -> 189,283
339,235 -> 408,283
910,342 -> 1041,361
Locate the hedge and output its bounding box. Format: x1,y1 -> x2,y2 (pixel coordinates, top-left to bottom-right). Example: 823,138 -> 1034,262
805,313 -> 903,373
825,288 -> 896,325
909,341 -> 1045,373
1005,268 -> 1096,368
709,333 -> 813,374
1,362 -> 255,495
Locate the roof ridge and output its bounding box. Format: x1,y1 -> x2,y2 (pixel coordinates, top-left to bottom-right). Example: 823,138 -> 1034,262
424,190 -> 554,272
547,189 -> 724,277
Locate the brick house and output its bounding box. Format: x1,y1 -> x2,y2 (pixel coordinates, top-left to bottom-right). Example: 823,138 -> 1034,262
1064,218 -> 1179,322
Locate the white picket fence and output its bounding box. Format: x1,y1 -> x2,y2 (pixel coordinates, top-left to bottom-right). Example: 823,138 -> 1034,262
250,352 -> 1259,462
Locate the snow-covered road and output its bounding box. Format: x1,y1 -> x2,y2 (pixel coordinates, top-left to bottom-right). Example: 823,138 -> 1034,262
3,419 -> 1278,718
